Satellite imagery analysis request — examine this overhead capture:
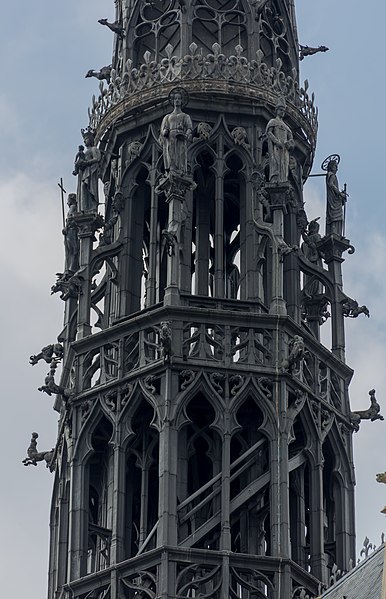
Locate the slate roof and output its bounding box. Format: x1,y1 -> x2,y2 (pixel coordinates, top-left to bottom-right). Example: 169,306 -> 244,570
320,544 -> 385,599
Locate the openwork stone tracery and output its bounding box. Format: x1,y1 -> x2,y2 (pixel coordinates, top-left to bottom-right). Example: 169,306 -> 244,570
25,2 -> 377,599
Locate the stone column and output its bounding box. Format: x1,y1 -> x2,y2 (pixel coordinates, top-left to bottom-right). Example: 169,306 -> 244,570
318,235 -> 354,360
74,213 -> 104,339
156,173 -> 196,305
265,183 -> 291,315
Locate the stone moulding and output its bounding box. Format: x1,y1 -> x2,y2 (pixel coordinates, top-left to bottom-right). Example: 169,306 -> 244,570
88,43 -> 318,148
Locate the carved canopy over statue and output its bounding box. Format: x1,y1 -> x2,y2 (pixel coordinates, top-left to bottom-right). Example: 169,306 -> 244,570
160,87 -> 192,178
265,97 -> 294,183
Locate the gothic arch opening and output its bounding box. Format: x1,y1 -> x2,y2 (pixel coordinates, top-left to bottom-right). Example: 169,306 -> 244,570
288,414 -> 310,569
230,397 -> 270,555
121,166 -> 153,313
124,399 -> 159,558
192,0 -> 248,56
177,393 -> 222,549
86,416 -> 114,574
131,0 -> 181,66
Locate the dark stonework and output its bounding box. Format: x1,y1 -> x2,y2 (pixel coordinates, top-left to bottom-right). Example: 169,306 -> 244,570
27,4 -> 367,599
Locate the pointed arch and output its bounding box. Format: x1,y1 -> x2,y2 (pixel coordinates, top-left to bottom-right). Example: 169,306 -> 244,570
173,371 -> 225,431
122,395 -> 160,559
192,0 -> 249,57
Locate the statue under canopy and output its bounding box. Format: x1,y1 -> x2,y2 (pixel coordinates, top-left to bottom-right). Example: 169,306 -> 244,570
265,97 -> 294,183
62,193 -> 79,276
160,87 -> 192,177
324,157 -> 347,236
75,127 -> 101,212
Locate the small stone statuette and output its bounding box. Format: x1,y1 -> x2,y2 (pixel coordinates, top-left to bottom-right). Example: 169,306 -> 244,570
22,432 -> 55,470
301,218 -> 323,297
265,97 -> 294,183
193,122 -> 212,142
160,87 -> 193,178
159,321 -> 172,362
350,389 -> 384,432
162,229 -> 177,256
72,146 -> 85,176
281,335 -> 305,374
231,126 -> 250,150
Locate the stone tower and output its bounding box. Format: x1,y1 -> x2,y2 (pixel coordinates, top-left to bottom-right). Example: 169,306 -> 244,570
33,1 -> 369,598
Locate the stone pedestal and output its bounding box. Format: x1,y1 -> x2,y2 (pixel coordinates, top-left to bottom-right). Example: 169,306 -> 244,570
156,172 -> 196,293
265,183 -> 292,316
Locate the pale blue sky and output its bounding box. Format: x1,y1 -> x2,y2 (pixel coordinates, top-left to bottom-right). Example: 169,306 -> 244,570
1,2 -> 385,597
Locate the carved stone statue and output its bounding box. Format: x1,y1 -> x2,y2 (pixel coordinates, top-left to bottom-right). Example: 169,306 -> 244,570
72,146 -> 85,176
325,159 -> 347,235
62,193 -> 80,275
162,229 -> 177,256
160,87 -> 192,177
126,140 -> 143,166
281,335 -> 305,374
75,127 -> 101,212
301,218 -> 323,296
193,122 -> 212,142
22,432 -> 55,469
30,343 -> 63,366
231,126 -> 250,150
350,389 -> 384,431
159,321 -> 173,362
265,97 -> 294,183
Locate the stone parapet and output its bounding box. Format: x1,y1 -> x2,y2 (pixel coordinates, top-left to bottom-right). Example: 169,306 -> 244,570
88,43 -> 318,150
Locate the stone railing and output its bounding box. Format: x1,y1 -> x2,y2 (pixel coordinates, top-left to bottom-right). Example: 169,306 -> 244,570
88,42 -> 318,147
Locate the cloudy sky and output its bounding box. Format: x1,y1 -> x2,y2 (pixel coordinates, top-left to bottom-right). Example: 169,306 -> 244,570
1,1 -> 385,597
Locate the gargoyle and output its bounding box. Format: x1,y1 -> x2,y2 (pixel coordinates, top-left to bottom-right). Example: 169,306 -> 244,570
38,360 -> 73,400
98,18 -> 125,39
22,432 -> 55,470
281,335 -> 305,374
85,65 -> 112,84
51,272 -> 83,301
376,472 -> 386,484
350,389 -> 384,431
278,242 -> 298,262
29,343 -> 63,366
342,297 -> 370,318
299,44 -> 329,61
